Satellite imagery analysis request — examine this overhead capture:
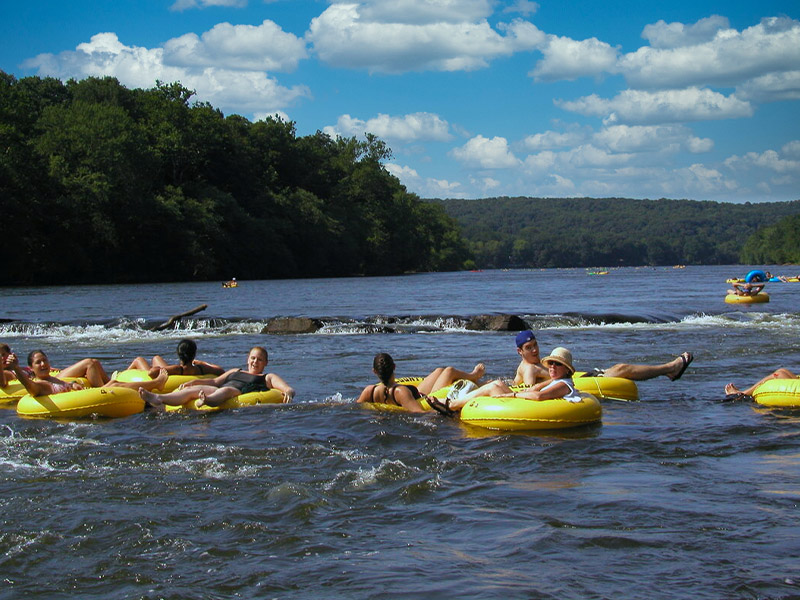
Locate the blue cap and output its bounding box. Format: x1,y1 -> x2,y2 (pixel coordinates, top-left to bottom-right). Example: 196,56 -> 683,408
515,330 -> 536,347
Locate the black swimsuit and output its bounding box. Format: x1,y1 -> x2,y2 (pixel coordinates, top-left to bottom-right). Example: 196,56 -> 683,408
373,384 -> 422,406
221,370 -> 269,395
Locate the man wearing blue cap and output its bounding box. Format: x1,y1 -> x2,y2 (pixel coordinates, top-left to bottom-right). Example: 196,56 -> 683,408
512,330 -> 692,386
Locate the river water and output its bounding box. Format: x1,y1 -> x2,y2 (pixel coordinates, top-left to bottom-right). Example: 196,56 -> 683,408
1,266 -> 799,599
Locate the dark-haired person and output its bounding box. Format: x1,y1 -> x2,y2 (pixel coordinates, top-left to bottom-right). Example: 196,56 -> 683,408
356,352 -> 485,413
138,346 -> 294,408
511,330 -> 692,386
127,338 -> 224,378
4,350 -> 168,396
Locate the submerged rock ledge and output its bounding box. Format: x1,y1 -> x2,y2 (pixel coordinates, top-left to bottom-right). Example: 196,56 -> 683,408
261,314 -> 527,334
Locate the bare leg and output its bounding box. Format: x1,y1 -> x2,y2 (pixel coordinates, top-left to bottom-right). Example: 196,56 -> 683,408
725,368 -> 797,396
151,355 -> 169,368
418,363 -> 486,395
127,356 -> 150,370
59,358 -> 111,387
195,387 -> 241,408
603,352 -> 692,381
107,368 -> 169,391
139,384 -> 218,407
446,380 -> 512,411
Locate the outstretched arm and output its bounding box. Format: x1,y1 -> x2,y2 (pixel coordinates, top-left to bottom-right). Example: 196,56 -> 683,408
5,354 -> 49,396
266,372 -> 295,402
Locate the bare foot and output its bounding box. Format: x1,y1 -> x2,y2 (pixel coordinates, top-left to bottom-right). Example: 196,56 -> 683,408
153,368 -> 169,390
724,383 -> 740,395
196,390 -> 206,407
139,387 -> 162,407
471,363 -> 486,381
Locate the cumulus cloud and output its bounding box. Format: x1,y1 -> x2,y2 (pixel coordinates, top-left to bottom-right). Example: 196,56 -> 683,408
724,148 -> 800,174
503,0 -> 539,16
557,87 -> 753,125
163,20 -> 307,72
620,16 -> 800,90
23,32 -> 310,116
522,129 -> 587,150
641,15 -> 730,49
450,135 -> 520,168
530,35 -> 619,81
593,124 -> 712,153
736,70 -> 800,103
324,112 -> 453,143
356,0 -> 493,24
307,2 -> 543,73
170,0 -> 247,11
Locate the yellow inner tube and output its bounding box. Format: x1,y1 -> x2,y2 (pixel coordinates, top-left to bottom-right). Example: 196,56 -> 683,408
112,369 -> 217,393
1,376 -> 90,405
460,394 -> 601,431
16,387 -> 144,419
725,293 -> 769,304
753,378 -> 800,408
164,388 -> 285,412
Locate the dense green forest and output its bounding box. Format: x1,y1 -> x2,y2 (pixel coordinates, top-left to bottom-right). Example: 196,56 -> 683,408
2,72 -> 798,284
435,197 -> 800,269
740,214 -> 800,265
0,71 -> 469,285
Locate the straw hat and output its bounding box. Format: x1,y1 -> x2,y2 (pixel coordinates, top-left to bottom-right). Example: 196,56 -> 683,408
542,347 -> 575,374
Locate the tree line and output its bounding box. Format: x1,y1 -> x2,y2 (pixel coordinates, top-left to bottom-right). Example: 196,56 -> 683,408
2,71 -> 798,285
435,196 -> 800,269
0,72 -> 469,285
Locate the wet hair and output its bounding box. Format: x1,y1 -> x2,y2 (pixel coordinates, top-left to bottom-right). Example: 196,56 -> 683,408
249,346 -> 268,361
373,353 -> 395,385
27,349 -> 47,367
0,343 -> 10,354
176,339 -> 198,365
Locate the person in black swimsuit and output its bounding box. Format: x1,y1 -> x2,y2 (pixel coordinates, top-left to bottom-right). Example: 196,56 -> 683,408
139,346 -> 295,408
127,339 -> 225,378
356,352 -> 485,413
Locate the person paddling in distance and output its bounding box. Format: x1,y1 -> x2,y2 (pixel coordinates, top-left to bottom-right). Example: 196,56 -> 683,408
511,330 -> 693,385
4,350 -> 169,396
357,352 -> 486,413
138,346 -> 295,408
127,338 -> 224,378
428,347 -> 581,415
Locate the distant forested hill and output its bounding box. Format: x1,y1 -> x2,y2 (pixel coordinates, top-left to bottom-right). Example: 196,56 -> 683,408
434,197 -> 800,269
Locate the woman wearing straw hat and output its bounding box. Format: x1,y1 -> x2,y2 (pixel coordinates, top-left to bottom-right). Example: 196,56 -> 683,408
428,347 -> 582,415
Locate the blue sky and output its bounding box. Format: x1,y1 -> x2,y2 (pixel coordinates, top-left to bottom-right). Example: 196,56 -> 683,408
2,0 -> 799,203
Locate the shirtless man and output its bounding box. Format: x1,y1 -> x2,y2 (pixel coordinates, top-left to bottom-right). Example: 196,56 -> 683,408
511,330 -> 692,385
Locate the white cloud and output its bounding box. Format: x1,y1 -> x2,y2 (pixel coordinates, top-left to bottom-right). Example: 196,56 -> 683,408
736,70 -> 800,103
170,0 -> 247,11
530,35 -> 619,81
22,32 -> 310,116
522,129 -> 587,150
641,15 -> 730,49
557,87 -> 753,125
503,0 -> 539,16
523,150 -> 556,172
724,148 -> 800,174
782,140 -> 800,159
307,3 -> 543,73
324,112 -> 453,143
593,124 -> 712,154
450,135 -> 520,168
163,20 -> 307,72
356,0 -> 494,24
620,16 -> 800,89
